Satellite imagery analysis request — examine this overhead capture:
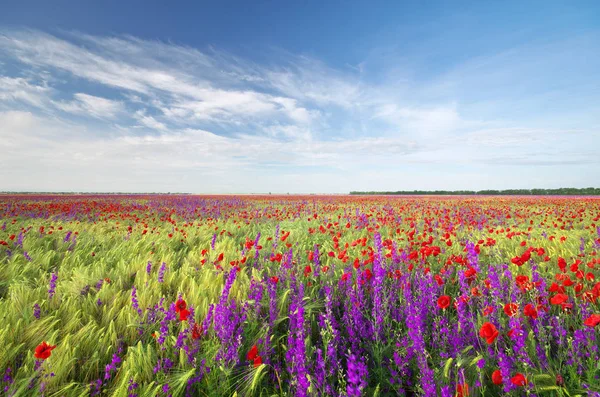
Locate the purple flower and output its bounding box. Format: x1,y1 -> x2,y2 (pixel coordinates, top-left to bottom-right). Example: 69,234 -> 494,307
158,262 -> 167,283
48,273 -> 58,299
104,353 -> 121,380
131,287 -> 143,317
127,378 -> 139,397
33,303 -> 41,319
16,232 -> 24,248
285,278 -> 309,396
346,352 -> 368,397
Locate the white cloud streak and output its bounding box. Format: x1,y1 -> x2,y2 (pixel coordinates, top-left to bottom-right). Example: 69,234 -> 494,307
0,28 -> 598,192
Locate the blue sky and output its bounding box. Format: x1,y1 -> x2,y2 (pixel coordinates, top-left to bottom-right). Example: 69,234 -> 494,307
1,1 -> 599,193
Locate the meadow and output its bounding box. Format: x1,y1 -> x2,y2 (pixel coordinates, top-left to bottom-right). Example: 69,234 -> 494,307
1,194 -> 599,397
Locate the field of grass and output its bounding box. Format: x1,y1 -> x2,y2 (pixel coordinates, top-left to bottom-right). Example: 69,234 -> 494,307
1,194 -> 599,396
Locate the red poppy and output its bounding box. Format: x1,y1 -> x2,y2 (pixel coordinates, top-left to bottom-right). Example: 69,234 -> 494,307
304,265 -> 312,277
510,373 -> 527,386
523,304 -> 538,319
191,323 -> 203,339
437,295 -> 451,309
247,344 -> 259,361
175,299 -> 187,313
550,293 -> 568,305
179,309 -> 191,321
491,369 -> 503,385
503,303 -> 519,317
34,341 -> 57,360
270,276 -> 279,284
455,382 -> 469,397
584,314 -> 600,327
479,322 -> 499,344
253,355 -> 263,367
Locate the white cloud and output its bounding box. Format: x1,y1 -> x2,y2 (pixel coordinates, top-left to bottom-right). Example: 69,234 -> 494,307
0,28 -> 598,192
54,93 -> 123,119
0,76 -> 51,109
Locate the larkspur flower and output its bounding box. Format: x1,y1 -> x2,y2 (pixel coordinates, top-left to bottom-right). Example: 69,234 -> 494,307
48,273 -> 58,299
158,262 -> 167,283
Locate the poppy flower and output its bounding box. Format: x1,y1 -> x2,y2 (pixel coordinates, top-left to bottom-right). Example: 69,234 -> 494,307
503,303 -> 519,317
34,341 -> 57,360
253,355 -> 263,367
550,293 -> 568,305
455,382 -> 469,397
479,322 -> 499,344
491,369 -> 503,385
510,373 -> 527,386
191,323 -> 203,340
179,308 -> 191,321
304,265 -> 312,277
247,344 -> 259,361
584,314 -> 600,327
523,304 -> 538,319
175,299 -> 187,313
270,276 -> 279,284
437,295 -> 451,309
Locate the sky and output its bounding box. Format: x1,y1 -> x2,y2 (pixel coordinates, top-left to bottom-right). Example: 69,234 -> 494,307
0,0 -> 599,193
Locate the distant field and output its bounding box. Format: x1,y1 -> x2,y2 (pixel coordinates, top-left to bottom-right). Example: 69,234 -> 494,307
1,195 -> 599,396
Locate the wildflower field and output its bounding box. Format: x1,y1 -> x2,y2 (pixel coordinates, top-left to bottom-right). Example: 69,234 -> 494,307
1,194 -> 600,397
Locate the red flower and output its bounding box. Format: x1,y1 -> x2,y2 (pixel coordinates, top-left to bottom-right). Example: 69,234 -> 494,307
479,322 -> 499,344
253,355 -> 263,367
175,299 -> 187,313
584,314 -> 600,327
179,309 -> 191,321
34,341 -> 57,360
503,303 -> 519,317
175,299 -> 190,321
304,265 -> 312,277
247,344 -> 259,361
191,323 -> 203,340
523,304 -> 538,319
510,373 -> 527,386
491,369 -> 503,385
550,293 -> 568,305
437,295 -> 451,309
270,276 -> 279,284
455,382 -> 469,397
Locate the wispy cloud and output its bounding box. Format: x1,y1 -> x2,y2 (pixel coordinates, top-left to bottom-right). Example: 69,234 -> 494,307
0,28 -> 598,192
55,93 -> 123,119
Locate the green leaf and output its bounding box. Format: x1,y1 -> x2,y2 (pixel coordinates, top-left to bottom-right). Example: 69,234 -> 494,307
443,358 -> 453,379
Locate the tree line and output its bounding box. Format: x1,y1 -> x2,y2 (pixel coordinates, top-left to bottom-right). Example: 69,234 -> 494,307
349,187 -> 600,196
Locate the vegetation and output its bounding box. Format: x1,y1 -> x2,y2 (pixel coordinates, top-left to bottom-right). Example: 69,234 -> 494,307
350,187 -> 600,196
1,195 -> 599,396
